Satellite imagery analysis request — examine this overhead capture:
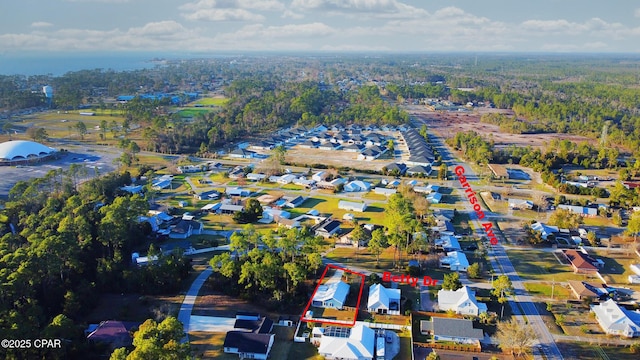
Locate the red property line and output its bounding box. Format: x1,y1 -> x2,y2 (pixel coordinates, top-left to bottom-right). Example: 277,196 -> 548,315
300,263 -> 366,326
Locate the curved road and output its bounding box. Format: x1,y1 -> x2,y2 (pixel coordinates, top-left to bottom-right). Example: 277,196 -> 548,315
414,115 -> 564,360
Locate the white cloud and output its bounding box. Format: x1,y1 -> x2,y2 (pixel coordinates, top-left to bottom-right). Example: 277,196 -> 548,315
31,22 -> 54,28
215,22 -> 335,41
183,8 -> 265,22
182,0 -> 284,11
180,0 -> 284,21
128,21 -> 187,37
282,9 -> 304,19
291,0 -> 427,19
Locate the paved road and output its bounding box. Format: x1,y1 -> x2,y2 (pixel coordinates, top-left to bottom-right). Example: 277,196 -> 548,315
413,115 -> 564,360
178,266 -> 213,336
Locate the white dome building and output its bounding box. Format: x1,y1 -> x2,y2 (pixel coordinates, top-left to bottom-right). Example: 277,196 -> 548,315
0,140 -> 57,165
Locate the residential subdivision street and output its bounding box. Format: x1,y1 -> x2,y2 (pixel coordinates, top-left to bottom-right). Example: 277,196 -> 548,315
414,115 -> 564,360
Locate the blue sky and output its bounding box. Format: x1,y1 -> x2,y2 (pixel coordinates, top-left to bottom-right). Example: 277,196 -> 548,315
2,0 -> 640,53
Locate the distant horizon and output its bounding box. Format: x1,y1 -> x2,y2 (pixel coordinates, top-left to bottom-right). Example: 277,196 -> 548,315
3,50 -> 640,77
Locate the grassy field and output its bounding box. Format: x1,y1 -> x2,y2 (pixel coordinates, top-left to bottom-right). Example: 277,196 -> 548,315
189,332 -> 236,360
193,97 -> 228,106
177,108 -> 213,118
590,249 -> 640,286
523,282 -> 572,300
506,249 -> 586,282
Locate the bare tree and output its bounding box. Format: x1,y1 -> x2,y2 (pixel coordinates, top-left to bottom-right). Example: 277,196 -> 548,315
494,319 -> 536,358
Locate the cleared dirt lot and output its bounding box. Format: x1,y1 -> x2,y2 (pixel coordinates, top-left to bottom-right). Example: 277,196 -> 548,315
408,106 -> 593,149
285,147 -> 396,171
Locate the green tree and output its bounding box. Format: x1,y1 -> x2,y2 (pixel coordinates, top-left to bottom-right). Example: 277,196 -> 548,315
467,263 -> 481,278
492,275 -> 514,318
111,316 -> 190,360
100,119 -> 108,140
442,272 -> 462,291
75,121 -> 87,140
438,163 -> 448,180
548,208 -> 583,229
627,211 -> 640,243
368,228 -> 388,265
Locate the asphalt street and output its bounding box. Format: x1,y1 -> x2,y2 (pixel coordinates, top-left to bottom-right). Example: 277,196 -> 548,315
413,115 -> 564,360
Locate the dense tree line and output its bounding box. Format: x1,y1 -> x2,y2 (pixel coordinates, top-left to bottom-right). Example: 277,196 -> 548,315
446,131 -> 494,165
209,225 -> 323,310
0,170 -> 189,359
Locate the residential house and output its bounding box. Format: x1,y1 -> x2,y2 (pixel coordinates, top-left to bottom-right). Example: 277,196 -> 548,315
420,317 -> 484,345
312,171 -> 329,182
567,280 -> 610,301
358,148 -> 381,161
384,162 -> 407,175
338,200 -> 368,212
558,204 -> 598,217
338,224 -> 372,247
427,192 -> 443,204
319,142 -> 342,150
200,203 -> 221,213
343,143 -> 365,152
226,187 -> 250,197
437,286 -> 487,316
298,140 -> 318,149
120,185 -> 143,194
563,249 -> 600,274
86,321 -> 140,349
367,284 -> 401,315
531,222 -> 559,240
218,204 -> 244,215
277,174 -> 298,184
435,235 -> 461,252
246,173 -> 267,182
194,190 -> 220,201
285,195 -> 306,208
169,220 -> 203,239
440,251 -> 470,272
223,313 -> 275,359
277,217 -> 301,229
315,324 -> 375,360
591,299 -> 640,338
344,180 -> 371,192
374,187 -> 397,197
312,270 -> 350,309
406,165 -> 432,177
313,218 -> 342,238
229,148 -> 256,159
508,198 -> 534,210
151,175 -> 173,190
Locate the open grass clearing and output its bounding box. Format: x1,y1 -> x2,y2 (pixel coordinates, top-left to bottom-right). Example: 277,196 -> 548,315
193,97 -> 228,106
590,248 -> 640,285
523,282 -> 572,300
506,249 -> 589,282
189,332 -> 237,360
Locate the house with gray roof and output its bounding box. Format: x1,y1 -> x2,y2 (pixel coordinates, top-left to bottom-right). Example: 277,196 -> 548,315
420,317 -> 484,345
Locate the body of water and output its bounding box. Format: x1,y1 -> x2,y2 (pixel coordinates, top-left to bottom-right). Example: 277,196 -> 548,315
0,52 -> 168,76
